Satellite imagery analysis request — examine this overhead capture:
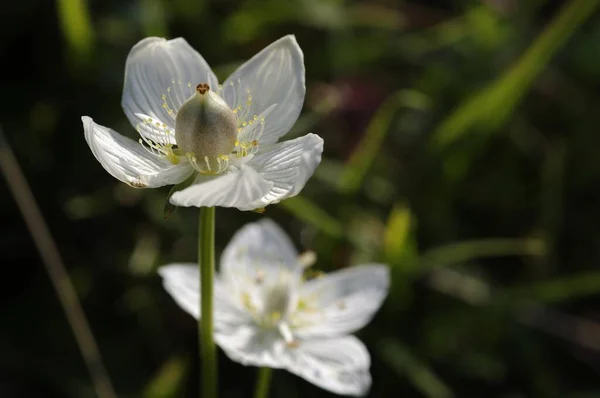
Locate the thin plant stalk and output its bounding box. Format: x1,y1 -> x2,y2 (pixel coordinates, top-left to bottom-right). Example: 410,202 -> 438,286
254,367 -> 272,398
198,206 -> 217,397
0,126 -> 117,398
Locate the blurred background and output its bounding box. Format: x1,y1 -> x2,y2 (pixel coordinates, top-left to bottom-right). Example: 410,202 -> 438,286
2,0 -> 600,396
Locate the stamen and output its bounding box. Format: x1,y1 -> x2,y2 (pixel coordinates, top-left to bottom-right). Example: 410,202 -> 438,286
186,152 -> 230,175
241,292 -> 256,313
278,323 -> 295,345
137,133 -> 179,165
255,270 -> 265,284
297,251 -> 317,269
161,77 -> 197,120
233,117 -> 263,159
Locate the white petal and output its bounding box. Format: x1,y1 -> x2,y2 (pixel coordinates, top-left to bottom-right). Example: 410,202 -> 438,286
221,219 -> 298,272
219,219 -> 300,289
222,35 -> 305,144
216,327 -> 288,369
158,263 -> 200,318
285,336 -> 371,396
169,165 -> 273,209
240,134 -> 323,210
294,265 -> 389,338
158,264 -> 251,326
122,37 -> 219,140
82,116 -> 193,188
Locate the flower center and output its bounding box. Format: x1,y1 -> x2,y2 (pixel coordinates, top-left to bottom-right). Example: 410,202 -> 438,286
239,268 -> 298,325
138,78 -> 270,175
175,83 -> 238,175
255,280 -> 299,347
260,283 -> 293,326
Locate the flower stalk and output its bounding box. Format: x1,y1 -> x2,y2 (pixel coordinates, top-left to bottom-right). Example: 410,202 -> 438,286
254,367 -> 272,398
199,206 -> 217,398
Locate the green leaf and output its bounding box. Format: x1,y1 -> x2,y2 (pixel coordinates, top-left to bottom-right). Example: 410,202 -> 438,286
433,0 -> 600,147
383,201 -> 418,269
140,0 -> 168,37
418,238 -> 546,273
57,0 -> 94,60
378,339 -> 454,398
503,271 -> 600,304
339,90 -> 430,195
143,355 -> 189,398
279,196 -> 343,238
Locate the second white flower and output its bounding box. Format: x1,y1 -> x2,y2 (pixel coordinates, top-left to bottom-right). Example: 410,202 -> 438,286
159,220 -> 389,396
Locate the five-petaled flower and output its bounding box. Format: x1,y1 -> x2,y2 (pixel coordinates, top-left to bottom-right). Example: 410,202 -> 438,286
82,36 -> 323,210
159,220 -> 389,396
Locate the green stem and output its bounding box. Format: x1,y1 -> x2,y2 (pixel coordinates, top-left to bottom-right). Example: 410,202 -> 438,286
254,367 -> 272,398
199,207 -> 217,398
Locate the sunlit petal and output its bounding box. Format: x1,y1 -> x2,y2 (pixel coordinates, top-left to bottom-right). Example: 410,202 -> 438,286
83,116 -> 193,188
285,336 -> 371,396
222,36 -> 305,144
169,165 -> 273,209
295,265 -> 389,338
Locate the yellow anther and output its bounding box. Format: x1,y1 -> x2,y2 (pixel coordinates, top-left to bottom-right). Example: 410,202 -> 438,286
166,149 -> 180,165
270,311 -> 282,322
296,299 -> 308,311
241,292 -> 255,312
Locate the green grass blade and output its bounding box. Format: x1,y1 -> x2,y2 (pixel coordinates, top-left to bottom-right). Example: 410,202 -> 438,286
433,0 -> 600,147
57,0 -> 94,60
503,271 -> 600,304
339,90 -> 430,195
279,196 -> 344,238
378,339 -> 454,398
144,355 -> 189,398
383,201 -> 418,270
419,238 -> 546,273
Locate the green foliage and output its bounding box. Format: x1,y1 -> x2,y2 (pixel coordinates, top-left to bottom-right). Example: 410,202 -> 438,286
57,0 -> 94,60
3,0 -> 600,397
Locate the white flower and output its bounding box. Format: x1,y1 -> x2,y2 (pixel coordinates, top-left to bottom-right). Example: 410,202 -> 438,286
82,36 -> 323,210
158,220 -> 389,396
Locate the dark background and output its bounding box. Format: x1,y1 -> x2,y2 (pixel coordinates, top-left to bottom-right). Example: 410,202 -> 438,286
2,0 -> 600,396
